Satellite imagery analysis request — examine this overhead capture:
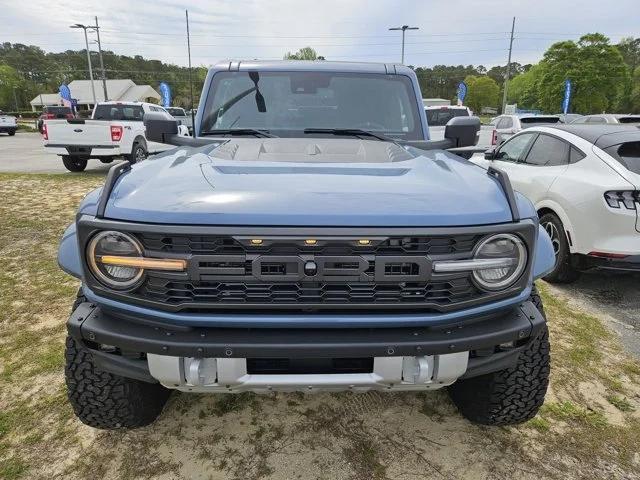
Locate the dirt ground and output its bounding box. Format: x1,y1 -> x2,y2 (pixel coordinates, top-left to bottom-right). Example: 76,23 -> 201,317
1,173 -> 640,480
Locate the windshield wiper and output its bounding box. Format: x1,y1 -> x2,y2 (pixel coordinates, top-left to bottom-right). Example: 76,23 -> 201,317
201,128 -> 277,138
303,128 -> 396,143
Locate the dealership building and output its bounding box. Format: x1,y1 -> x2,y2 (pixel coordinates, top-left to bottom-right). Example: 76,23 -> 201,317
29,79 -> 161,111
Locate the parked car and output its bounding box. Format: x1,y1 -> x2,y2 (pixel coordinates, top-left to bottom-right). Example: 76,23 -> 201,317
570,114 -> 640,124
0,110 -> 17,136
491,114 -> 562,145
58,60 -> 554,430
555,113 -> 583,123
166,106 -> 193,133
43,101 -> 173,172
473,124 -> 640,282
37,105 -> 74,133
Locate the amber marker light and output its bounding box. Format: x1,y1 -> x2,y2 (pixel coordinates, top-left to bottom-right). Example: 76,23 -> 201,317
98,256 -> 187,271
358,239 -> 371,246
305,239 -> 318,245
250,239 -> 263,245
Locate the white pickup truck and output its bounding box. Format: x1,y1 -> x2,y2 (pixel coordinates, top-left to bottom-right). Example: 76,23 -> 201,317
43,101 -> 175,172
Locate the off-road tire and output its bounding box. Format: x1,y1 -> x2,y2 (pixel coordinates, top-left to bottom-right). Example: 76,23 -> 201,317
127,141 -> 147,164
448,285 -> 550,426
64,291 -> 170,429
62,155 -> 88,172
539,212 -> 580,283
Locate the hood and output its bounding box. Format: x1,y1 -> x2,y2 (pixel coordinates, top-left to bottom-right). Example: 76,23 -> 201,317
104,138 -> 513,226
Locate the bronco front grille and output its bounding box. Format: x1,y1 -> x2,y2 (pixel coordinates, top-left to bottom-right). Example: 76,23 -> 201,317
104,233 -> 496,312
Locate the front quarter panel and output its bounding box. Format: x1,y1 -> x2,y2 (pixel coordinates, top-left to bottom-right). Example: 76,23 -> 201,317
533,224 -> 555,279
58,222 -> 82,279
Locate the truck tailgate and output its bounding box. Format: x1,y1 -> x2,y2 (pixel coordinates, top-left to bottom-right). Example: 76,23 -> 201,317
45,120 -> 114,146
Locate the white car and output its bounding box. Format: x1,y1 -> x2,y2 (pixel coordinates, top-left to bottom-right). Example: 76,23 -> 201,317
490,114 -> 562,146
472,124 -> 640,282
0,110 -> 17,136
43,101 -> 175,172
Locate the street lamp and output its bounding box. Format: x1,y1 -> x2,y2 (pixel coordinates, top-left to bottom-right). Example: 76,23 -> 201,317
388,25 -> 419,64
70,23 -> 97,106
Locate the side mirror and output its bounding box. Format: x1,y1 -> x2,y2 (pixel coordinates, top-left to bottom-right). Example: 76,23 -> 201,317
144,112 -> 179,143
444,116 -> 481,147
484,148 -> 498,160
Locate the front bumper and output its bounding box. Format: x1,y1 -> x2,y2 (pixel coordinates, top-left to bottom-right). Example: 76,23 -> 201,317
67,300 -> 545,391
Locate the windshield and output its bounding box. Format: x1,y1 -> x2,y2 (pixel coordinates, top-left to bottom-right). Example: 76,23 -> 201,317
200,71 -> 422,140
425,108 -> 468,126
167,108 -> 186,116
93,105 -> 144,121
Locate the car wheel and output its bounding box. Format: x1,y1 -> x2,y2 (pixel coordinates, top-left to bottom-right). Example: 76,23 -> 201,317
61,155 -> 88,172
448,285 -> 550,425
65,289 -> 171,429
8,129 -> 16,136
539,212 -> 580,283
127,142 -> 147,164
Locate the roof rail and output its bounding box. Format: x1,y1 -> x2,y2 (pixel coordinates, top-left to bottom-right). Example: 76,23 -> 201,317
96,161 -> 131,218
487,166 -> 520,222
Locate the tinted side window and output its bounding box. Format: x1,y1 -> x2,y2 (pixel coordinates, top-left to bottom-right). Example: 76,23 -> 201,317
569,147 -> 586,164
523,134 -> 569,166
497,133 -> 535,162
604,142 -> 640,174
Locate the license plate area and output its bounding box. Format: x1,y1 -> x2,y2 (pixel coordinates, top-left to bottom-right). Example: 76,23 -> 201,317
246,357 -> 374,375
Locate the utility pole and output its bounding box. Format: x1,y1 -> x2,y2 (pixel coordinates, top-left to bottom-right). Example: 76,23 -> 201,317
186,10 -> 195,136
388,25 -> 419,64
95,16 -> 108,100
70,23 -> 97,106
501,17 -> 516,114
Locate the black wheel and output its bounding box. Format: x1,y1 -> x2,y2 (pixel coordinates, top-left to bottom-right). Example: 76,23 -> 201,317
64,290 -> 170,429
539,212 -> 580,283
61,155 -> 88,172
448,285 -> 550,426
127,142 -> 147,164
8,129 -> 16,136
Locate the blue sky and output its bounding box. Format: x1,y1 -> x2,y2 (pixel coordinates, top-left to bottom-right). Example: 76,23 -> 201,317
4,0 -> 639,68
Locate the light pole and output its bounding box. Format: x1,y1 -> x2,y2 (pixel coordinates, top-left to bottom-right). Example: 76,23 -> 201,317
94,17 -> 108,100
70,23 -> 97,106
388,25 -> 419,64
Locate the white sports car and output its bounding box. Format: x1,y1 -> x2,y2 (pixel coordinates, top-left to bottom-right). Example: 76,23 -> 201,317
472,124 -> 640,282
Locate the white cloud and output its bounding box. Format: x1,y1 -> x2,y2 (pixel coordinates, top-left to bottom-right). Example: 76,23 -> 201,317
3,0 -> 638,69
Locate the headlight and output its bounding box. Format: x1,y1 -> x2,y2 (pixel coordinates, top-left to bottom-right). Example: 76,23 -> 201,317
472,234 -> 527,291
87,231 -> 144,289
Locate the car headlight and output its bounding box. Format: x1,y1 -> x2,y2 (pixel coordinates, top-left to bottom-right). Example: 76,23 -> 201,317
87,231 -> 188,290
87,231 -> 145,289
472,234 -> 527,291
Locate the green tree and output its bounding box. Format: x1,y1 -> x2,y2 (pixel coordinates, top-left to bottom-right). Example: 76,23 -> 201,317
0,64 -> 22,110
462,75 -> 500,113
617,37 -> 640,72
283,47 -> 324,60
630,66 -> 640,113
507,64 -> 543,110
537,34 -> 628,114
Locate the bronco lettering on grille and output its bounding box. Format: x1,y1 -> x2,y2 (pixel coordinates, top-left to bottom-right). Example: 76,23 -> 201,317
188,255 -> 432,283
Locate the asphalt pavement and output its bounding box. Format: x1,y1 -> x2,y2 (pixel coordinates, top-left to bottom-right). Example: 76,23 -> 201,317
0,132 -> 114,174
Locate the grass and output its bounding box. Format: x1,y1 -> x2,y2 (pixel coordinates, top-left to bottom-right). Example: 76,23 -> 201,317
1,172 -> 640,479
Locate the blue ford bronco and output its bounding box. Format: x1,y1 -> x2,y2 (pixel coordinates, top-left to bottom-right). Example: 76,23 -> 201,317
59,60 -> 555,429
